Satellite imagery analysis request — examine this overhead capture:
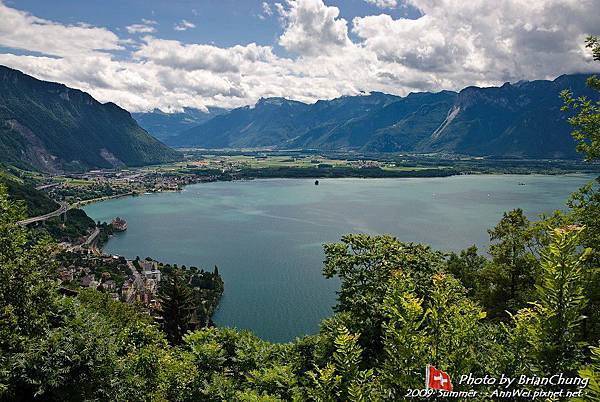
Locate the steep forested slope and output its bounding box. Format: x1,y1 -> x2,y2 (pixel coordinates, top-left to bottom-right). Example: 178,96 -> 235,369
0,170 -> 57,216
0,65 -> 181,172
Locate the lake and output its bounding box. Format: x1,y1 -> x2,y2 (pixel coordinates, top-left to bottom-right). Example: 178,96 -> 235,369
83,174 -> 594,342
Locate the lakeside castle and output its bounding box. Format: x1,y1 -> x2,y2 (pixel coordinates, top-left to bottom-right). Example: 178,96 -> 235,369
111,217 -> 128,231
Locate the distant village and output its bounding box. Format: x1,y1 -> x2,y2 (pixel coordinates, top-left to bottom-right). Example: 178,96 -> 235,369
37,155 -> 389,206
54,216 -> 223,323
58,251 -> 163,311
44,169 -> 221,206
57,248 -> 223,326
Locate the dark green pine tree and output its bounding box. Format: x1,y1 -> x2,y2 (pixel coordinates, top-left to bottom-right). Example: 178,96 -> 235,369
158,269 -> 196,345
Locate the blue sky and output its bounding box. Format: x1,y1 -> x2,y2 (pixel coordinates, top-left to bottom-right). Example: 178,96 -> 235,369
0,0 -> 597,112
6,0 -> 418,49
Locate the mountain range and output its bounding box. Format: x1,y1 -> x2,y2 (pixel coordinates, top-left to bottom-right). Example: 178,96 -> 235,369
166,74 -> 599,158
132,107 -> 227,142
1,65 -> 597,170
0,65 -> 181,173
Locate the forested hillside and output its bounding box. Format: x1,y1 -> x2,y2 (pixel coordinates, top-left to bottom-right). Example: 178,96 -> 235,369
0,66 -> 182,172
0,169 -> 58,216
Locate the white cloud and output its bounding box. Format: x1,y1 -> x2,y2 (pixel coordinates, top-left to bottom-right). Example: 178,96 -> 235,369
134,38 -> 276,73
365,0 -> 398,8
0,0 -> 598,114
259,2 -> 273,19
0,2 -> 122,57
353,0 -> 600,83
174,19 -> 196,31
262,2 -> 273,16
126,23 -> 156,34
278,0 -> 351,56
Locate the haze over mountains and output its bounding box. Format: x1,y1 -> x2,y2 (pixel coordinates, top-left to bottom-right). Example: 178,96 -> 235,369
0,66 -> 181,173
132,107 -> 228,142
166,74 -> 599,159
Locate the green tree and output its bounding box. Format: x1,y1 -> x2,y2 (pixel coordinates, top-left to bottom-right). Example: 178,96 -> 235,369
565,186 -> 600,342
560,37 -> 600,343
446,245 -> 487,298
577,343 -> 600,401
508,226 -> 591,374
182,327 -> 299,401
482,209 -> 537,318
0,184 -> 60,398
426,273 -> 488,376
158,269 -> 196,345
308,326 -> 379,402
14,297 -> 120,401
561,36 -> 600,161
323,234 -> 444,356
380,271 -> 430,397
536,226 -> 590,371
245,364 -> 299,401
380,270 -> 492,397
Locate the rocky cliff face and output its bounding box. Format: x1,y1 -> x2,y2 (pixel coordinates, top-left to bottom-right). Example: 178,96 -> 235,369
422,74 -> 594,158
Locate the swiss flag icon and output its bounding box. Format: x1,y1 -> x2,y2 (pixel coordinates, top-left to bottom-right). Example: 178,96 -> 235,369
425,365 -> 453,391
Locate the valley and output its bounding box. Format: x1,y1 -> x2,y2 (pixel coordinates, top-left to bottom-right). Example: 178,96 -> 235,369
13,152 -> 599,209
2,1 -> 600,399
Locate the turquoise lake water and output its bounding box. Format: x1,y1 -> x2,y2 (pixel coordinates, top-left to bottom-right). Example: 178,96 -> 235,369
83,174 -> 595,342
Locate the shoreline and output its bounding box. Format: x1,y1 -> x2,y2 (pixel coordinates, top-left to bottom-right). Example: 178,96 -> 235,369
72,191 -> 136,208
80,171 -> 599,211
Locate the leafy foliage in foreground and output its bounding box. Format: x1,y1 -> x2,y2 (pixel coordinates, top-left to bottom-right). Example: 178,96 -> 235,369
1,177 -> 599,401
